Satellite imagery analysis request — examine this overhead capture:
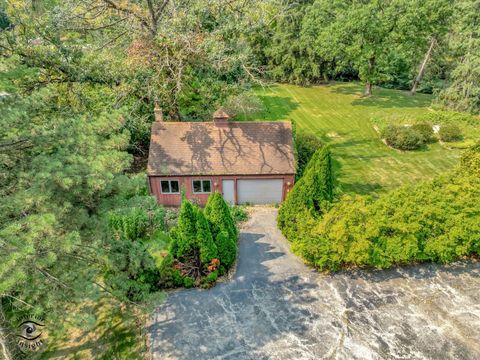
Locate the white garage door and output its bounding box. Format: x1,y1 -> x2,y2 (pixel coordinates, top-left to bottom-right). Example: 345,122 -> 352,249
237,179 -> 283,205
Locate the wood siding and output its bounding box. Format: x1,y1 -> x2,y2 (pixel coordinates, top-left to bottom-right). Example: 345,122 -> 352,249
149,174 -> 295,206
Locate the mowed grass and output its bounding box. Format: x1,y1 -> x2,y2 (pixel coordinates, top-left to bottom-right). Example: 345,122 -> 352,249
245,82 -> 461,194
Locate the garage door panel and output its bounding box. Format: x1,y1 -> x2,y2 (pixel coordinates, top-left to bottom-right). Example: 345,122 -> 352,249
237,179 -> 283,205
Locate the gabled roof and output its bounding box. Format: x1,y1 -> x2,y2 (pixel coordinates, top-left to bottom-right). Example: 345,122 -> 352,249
147,121 -> 295,176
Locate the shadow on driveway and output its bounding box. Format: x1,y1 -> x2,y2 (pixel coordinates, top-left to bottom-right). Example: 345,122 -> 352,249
149,208 -> 480,359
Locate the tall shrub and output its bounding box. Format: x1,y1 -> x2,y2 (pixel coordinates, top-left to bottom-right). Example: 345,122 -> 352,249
204,192 -> 237,269
168,198 -> 219,281
296,144 -> 480,271
172,200 -> 198,259
105,207 -> 160,301
204,192 -> 237,238
195,207 -> 218,265
278,146 -> 335,240
296,132 -> 323,179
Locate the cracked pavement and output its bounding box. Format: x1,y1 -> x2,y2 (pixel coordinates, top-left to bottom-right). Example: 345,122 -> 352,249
148,207 -> 480,359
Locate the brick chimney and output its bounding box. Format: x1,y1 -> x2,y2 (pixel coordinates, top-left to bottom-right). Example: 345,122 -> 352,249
154,102 -> 163,122
213,108 -> 230,127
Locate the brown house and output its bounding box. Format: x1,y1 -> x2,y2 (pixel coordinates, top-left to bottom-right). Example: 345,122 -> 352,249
147,108 -> 295,206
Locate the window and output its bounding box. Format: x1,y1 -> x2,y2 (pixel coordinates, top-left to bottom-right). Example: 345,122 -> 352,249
160,180 -> 179,194
192,180 -> 212,194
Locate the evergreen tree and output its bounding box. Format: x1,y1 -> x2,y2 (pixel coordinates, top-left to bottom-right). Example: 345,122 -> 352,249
195,207 -> 218,265
169,198 -> 221,280
215,231 -> 237,269
439,0 -> 480,114
173,200 -> 199,259
204,192 -> 238,269
204,192 -> 237,240
278,146 -> 335,240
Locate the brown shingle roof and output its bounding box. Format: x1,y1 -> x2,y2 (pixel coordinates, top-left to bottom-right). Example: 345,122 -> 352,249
147,121 -> 295,176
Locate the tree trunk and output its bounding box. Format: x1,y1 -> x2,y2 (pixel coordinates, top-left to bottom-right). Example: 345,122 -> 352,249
411,38 -> 436,96
364,82 -> 372,97
364,56 -> 375,96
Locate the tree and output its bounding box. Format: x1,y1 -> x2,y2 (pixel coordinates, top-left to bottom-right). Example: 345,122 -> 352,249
303,0 -> 396,96
0,86 -> 134,354
169,199 -> 218,280
300,0 -> 452,95
264,0 -> 329,84
410,38 -> 437,95
204,192 -> 238,269
278,146 -> 335,240
295,132 -> 323,179
204,192 -> 237,241
195,207 -> 218,266
439,0 -> 480,114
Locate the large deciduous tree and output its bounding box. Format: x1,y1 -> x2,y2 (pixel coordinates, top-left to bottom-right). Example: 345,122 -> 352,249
439,0 -> 480,114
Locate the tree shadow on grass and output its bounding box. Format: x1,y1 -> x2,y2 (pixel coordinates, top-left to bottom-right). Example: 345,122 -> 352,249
41,299 -> 147,359
238,95 -> 299,121
330,84 -> 431,109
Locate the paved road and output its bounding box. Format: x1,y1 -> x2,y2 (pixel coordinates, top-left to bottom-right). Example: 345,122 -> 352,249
149,208 -> 480,359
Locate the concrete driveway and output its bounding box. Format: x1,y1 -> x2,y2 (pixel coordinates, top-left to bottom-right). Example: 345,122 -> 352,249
149,208 -> 480,359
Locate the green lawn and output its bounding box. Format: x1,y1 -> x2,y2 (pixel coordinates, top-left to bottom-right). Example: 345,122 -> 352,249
245,82 -> 461,194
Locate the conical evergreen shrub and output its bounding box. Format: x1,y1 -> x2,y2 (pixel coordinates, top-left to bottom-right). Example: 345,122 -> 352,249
204,192 -> 237,239
195,207 -> 218,265
215,230 -> 237,269
278,146 -> 335,241
173,199 -> 198,259
204,192 -> 238,269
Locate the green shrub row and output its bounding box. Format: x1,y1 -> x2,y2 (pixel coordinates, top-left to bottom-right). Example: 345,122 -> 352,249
285,144 -> 480,271
377,110 -> 476,150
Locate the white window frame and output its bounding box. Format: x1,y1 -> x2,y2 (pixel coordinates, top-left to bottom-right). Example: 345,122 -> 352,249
160,179 -> 180,194
192,179 -> 212,194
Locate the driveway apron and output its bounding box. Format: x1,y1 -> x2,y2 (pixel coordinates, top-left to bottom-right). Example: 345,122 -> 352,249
149,207 -> 480,360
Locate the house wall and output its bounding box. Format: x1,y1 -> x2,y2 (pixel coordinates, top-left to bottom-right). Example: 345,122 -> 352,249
148,174 -> 295,207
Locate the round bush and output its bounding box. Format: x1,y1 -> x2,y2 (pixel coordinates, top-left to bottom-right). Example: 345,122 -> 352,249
439,124 -> 462,142
382,125 -> 425,150
411,123 -> 435,143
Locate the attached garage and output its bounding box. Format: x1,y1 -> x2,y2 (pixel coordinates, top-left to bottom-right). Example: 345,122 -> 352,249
237,179 -> 284,205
